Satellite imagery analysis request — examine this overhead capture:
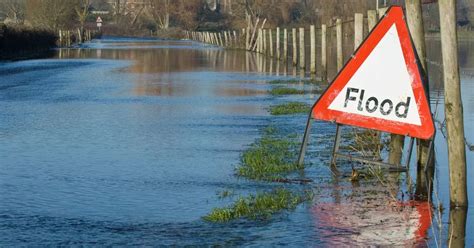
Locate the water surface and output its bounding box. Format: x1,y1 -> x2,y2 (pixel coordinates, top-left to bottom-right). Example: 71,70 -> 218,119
0,37 -> 473,246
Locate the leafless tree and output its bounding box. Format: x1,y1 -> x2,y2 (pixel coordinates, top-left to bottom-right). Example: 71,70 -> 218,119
75,0 -> 91,42
149,0 -> 170,29
26,0 -> 78,30
0,0 -> 27,24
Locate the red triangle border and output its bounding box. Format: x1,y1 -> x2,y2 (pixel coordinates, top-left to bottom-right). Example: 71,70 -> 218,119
312,6 -> 435,140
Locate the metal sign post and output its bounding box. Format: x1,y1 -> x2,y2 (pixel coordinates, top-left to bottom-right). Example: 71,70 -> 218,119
96,16 -> 103,31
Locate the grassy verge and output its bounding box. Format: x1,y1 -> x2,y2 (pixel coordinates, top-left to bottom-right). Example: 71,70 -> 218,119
204,188 -> 311,222
269,102 -> 311,115
269,87 -> 305,96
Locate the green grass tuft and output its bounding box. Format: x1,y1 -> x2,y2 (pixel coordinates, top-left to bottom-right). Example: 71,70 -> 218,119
269,87 -> 305,96
269,102 -> 311,115
237,135 -> 302,180
203,188 -> 311,222
268,79 -> 320,85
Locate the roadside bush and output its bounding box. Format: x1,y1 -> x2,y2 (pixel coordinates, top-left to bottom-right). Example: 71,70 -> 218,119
0,24 -> 56,58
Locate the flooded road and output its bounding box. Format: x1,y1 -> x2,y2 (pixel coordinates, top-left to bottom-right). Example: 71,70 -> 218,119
0,37 -> 473,246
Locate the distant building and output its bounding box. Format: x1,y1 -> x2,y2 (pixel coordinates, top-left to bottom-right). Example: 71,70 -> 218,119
107,0 -> 148,10
91,10 -> 110,15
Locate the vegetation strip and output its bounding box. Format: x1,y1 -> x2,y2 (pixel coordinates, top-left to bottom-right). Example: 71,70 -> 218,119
269,87 -> 305,96
204,188 -> 311,222
268,79 -> 320,85
269,102 -> 311,115
237,128 -> 302,181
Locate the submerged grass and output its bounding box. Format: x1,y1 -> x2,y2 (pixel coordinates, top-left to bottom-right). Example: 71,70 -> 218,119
237,133 -> 302,180
269,87 -> 305,96
268,79 -> 320,85
204,188 -> 311,222
269,102 -> 311,115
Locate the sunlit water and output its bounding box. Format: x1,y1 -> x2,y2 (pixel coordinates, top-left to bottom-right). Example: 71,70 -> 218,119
0,37 -> 472,246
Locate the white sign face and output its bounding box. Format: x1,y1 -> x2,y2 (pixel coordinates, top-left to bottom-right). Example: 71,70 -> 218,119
328,24 -> 421,126
97,23 -> 102,28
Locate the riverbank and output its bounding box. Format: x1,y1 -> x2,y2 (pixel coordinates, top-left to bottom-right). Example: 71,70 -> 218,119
0,24 -> 57,60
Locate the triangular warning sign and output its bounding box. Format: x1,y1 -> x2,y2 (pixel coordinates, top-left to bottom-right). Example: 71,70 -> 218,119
96,16 -> 103,23
312,6 -> 434,139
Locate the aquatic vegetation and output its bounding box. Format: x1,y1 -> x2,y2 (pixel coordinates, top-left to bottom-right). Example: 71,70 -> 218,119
204,188 -> 311,222
268,79 -> 320,85
269,102 -> 311,115
217,189 -> 235,199
269,87 -> 305,96
237,135 -> 302,180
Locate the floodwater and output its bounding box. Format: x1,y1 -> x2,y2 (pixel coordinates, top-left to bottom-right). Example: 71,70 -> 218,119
0,36 -> 473,246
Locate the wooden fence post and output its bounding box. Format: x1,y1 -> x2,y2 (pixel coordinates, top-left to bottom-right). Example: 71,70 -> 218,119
283,29 -> 288,62
310,25 -> 316,74
388,1 -> 431,167
257,29 -> 262,53
336,19 -> 343,71
269,29 -> 274,57
354,13 -> 364,49
299,28 -> 305,69
255,29 -> 260,53
226,31 -> 230,46
219,33 -> 224,47
378,7 -> 389,17
246,27 -> 250,50
276,27 -> 281,60
439,0 -> 468,207
321,24 -> 327,81
448,208 -> 467,247
233,30 -> 237,48
59,30 -> 63,46
263,29 -> 267,55
249,19 -> 260,51
368,10 -> 377,31
292,28 -> 297,66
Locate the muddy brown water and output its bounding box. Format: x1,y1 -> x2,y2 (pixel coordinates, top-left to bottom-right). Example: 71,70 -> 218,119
0,36 -> 472,246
